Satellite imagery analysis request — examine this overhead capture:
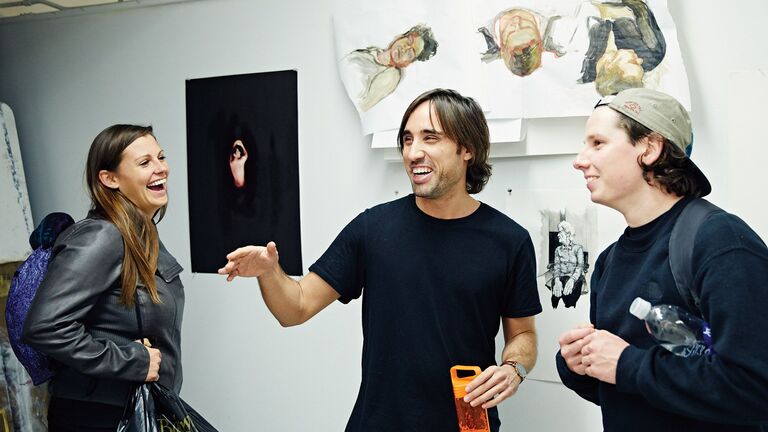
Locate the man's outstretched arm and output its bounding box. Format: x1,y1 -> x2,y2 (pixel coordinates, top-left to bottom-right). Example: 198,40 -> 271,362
219,242 -> 340,326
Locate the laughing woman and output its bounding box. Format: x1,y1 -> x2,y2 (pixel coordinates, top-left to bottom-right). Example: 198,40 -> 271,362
23,124 -> 185,432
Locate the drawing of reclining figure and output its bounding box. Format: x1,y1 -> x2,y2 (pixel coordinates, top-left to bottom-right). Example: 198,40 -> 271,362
341,24 -> 438,112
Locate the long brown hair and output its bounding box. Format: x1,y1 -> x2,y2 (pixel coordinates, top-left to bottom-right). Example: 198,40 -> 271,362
86,124 -> 165,306
397,88 -> 492,194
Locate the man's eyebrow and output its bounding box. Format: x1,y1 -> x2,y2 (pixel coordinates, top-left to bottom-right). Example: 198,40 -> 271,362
585,133 -> 603,141
422,128 -> 443,135
402,128 -> 443,136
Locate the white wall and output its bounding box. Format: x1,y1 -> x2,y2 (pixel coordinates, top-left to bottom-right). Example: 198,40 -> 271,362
1,0 -> 766,430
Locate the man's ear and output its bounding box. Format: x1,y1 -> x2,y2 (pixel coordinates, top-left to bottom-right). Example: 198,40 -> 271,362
461,146 -> 473,161
98,170 -> 119,190
641,133 -> 664,165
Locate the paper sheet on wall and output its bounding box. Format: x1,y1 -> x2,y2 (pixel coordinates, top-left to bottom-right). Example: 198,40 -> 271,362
335,0 -> 690,142
0,103 -> 33,264
727,69 -> 768,242
334,0 -> 483,135
506,189 -> 597,382
472,0 -> 689,118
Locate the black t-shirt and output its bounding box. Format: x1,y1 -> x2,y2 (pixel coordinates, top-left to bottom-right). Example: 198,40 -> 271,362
309,195 -> 542,432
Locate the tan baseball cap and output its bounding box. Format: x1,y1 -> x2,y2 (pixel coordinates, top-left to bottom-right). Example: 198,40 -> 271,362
595,88 -> 711,196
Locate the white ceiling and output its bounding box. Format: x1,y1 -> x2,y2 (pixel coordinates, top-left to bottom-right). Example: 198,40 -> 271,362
0,0 -> 197,21
0,0 -> 123,19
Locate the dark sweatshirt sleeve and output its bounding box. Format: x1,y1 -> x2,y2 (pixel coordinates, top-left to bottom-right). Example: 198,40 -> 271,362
615,214 -> 768,424
22,219 -> 149,381
556,350 -> 600,405
556,248 -> 606,405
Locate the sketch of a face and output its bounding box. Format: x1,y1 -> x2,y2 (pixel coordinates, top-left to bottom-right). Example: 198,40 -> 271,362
401,102 -> 472,200
388,32 -> 425,68
498,9 -> 543,76
595,49 -> 644,95
557,221 -> 575,246
229,139 -> 248,188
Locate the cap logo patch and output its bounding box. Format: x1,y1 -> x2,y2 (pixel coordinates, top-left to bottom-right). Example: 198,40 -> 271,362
623,101 -> 641,115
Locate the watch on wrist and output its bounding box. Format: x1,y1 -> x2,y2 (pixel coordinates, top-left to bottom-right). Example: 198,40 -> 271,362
502,360 -> 527,382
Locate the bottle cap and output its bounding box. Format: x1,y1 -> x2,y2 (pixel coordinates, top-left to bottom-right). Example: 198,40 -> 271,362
629,297 -> 651,320
450,365 -> 481,398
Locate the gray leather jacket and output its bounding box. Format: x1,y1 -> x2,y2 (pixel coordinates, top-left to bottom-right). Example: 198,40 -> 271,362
23,216 -> 184,406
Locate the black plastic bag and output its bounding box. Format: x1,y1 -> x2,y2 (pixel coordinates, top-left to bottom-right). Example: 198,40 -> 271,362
117,383 -> 218,432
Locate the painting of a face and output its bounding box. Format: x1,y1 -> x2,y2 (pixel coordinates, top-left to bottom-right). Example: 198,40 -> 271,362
595,49 -> 644,95
389,33 -> 424,68
498,10 -> 542,76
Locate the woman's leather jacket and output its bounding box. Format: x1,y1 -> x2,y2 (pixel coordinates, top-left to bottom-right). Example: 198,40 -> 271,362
23,216 -> 184,406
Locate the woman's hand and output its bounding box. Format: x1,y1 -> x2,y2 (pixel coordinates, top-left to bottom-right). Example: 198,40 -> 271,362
137,338 -> 162,382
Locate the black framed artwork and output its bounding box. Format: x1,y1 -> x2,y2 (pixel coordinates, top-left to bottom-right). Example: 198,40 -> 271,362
186,70 -> 302,275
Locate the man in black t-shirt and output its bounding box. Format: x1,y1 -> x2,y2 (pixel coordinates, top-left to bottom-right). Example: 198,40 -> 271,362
219,88 -> 542,431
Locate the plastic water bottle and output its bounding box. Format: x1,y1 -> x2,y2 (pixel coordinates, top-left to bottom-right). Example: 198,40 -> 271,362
629,297 -> 715,357
450,365 -> 490,432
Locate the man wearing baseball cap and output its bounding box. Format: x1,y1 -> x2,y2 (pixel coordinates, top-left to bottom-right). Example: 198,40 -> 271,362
557,87 -> 768,431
